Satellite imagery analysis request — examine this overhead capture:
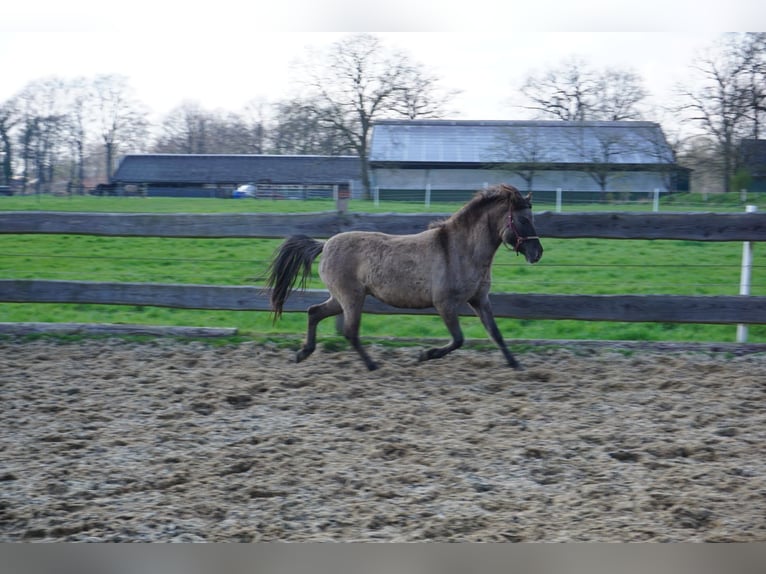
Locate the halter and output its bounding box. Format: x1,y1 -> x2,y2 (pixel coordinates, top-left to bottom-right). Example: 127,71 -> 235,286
505,206 -> 539,255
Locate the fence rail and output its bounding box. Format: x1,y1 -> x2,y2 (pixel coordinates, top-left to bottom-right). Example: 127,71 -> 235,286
2,210 -> 766,240
1,210 -> 765,326
1,280 -> 764,325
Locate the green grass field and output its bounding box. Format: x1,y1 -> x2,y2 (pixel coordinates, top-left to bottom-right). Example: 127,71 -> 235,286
1,193 -> 764,343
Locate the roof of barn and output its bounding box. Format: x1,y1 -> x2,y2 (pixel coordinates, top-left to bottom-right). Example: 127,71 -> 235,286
112,154 -> 361,184
369,120 -> 676,166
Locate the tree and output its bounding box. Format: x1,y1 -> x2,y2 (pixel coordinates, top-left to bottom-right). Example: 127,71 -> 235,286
14,77 -> 70,194
738,33 -> 766,141
293,33 -> 455,197
65,77 -> 91,194
519,57 -> 648,122
154,101 -> 213,154
269,98 -> 352,155
91,74 -> 149,182
677,33 -> 766,192
0,97 -> 20,188
153,102 -> 269,155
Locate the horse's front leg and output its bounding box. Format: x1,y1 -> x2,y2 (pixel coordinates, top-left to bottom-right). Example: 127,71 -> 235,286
469,295 -> 522,370
419,306 -> 464,362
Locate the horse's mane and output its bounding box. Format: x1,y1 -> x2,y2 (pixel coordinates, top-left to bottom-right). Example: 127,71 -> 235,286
429,184 -> 528,229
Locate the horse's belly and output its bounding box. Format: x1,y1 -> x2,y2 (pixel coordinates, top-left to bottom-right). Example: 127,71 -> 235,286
369,284 -> 433,309
365,259 -> 435,308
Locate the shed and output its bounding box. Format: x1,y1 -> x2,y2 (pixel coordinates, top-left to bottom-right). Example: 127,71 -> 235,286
369,119 -> 689,202
111,154 -> 363,198
739,139 -> 766,193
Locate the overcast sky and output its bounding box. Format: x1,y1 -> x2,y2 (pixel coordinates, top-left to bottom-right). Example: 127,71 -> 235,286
2,1 -> 764,131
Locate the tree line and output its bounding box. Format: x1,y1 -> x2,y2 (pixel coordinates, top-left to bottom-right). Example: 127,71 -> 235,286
1,33 -> 764,197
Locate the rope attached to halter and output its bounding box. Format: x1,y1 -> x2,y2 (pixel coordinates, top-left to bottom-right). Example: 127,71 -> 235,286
505,208 -> 539,255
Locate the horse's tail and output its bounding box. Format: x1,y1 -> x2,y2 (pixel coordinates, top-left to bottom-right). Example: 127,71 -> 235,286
266,234 -> 324,321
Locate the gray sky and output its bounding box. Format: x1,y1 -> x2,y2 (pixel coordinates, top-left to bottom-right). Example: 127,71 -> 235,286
2,2 -> 764,131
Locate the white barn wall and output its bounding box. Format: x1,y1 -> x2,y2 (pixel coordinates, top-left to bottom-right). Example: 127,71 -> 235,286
372,168 -> 670,193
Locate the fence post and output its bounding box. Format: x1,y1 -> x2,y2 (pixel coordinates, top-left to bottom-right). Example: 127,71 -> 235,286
335,184 -> 349,214
736,204 -> 758,343
374,186 -> 380,207
425,183 -> 431,208
555,188 -> 562,213
653,188 -> 660,212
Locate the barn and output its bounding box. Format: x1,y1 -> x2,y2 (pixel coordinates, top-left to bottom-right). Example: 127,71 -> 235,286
739,139 -> 766,193
368,119 -> 690,202
111,154 -> 363,199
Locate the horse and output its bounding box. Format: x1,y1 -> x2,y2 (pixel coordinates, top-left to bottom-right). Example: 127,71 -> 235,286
265,183 -> 543,371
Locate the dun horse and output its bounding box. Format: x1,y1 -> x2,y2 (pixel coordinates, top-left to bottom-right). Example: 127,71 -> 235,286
266,184 -> 543,371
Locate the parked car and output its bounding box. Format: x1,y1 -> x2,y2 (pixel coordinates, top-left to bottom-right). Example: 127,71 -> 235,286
233,184 -> 256,198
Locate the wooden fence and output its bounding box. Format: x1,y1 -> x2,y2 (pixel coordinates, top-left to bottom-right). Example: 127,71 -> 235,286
2,210 -> 766,325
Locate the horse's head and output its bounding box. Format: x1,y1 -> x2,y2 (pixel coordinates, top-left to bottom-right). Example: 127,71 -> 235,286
502,188 -> 543,264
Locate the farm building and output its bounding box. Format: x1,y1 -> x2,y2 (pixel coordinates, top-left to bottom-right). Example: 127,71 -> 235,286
111,154 -> 363,199
739,139 -> 766,193
368,119 -> 690,202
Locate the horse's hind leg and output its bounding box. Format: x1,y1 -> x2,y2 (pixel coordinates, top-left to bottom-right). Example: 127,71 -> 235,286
419,306 -> 464,362
469,295 -> 522,370
297,296 -> 342,363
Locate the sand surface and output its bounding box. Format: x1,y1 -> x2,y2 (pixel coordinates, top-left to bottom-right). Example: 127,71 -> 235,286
1,338 -> 765,542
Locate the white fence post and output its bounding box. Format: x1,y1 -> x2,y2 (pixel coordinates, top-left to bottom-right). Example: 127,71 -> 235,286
374,186 -> 380,207
425,183 -> 431,208
737,204 -> 758,343
653,189 -> 660,212
555,188 -> 562,213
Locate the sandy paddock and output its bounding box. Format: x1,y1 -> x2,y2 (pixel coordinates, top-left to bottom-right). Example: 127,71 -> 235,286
1,337 -> 765,542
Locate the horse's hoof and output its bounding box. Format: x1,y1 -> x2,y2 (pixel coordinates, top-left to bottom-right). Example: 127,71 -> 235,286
296,349 -> 310,363
511,362 -> 524,371
366,361 -> 379,371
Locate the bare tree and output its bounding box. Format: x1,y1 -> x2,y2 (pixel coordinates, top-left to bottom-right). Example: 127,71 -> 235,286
65,77 -> 90,194
153,102 -> 271,155
231,99 -> 269,154
293,33 -> 455,197
738,32 -> 766,141
154,101 -> 212,154
0,97 -> 20,188
269,97 -> 352,155
14,77 -> 70,194
91,74 -> 149,182
210,111 -> 266,154
677,33 -> 766,192
520,57 -> 648,122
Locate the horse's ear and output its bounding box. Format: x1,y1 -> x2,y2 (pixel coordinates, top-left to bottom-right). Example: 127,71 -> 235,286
525,192 -> 533,205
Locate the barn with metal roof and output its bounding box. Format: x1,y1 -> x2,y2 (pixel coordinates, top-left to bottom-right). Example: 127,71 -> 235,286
369,119 -> 689,202
111,154 -> 362,198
